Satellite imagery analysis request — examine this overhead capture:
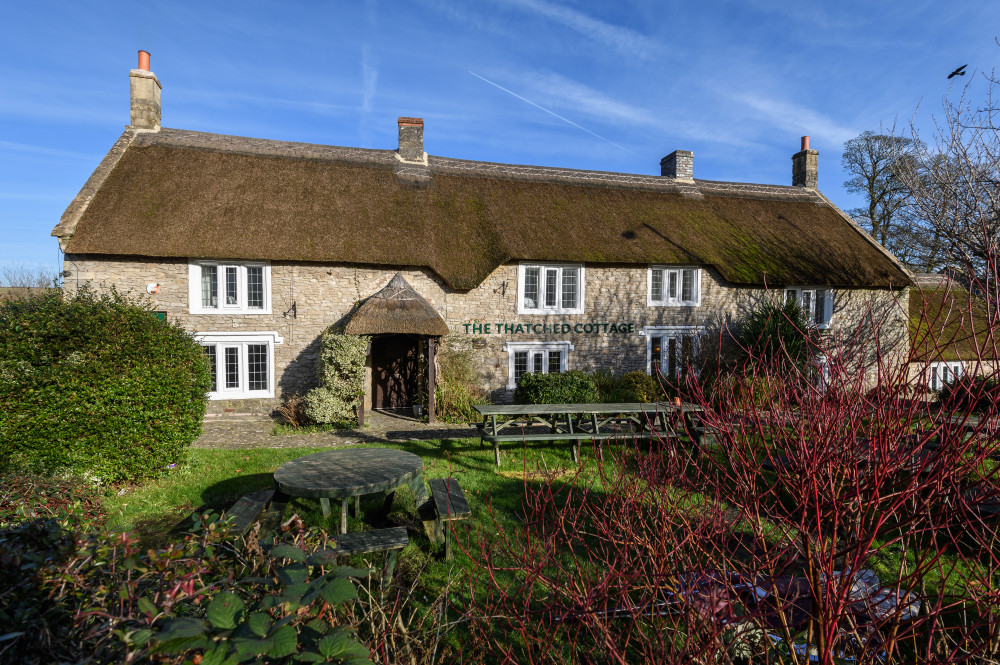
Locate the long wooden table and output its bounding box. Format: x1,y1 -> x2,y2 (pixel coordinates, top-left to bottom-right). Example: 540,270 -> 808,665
474,401 -> 703,465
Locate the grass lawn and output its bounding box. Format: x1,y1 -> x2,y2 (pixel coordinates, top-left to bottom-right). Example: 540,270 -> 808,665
104,437 -> 592,579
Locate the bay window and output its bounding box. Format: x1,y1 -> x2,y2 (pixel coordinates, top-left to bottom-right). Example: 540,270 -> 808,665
196,331 -> 283,399
504,341 -> 573,389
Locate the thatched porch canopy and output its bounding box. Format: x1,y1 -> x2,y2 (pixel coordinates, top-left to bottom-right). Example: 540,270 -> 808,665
344,273 -> 449,337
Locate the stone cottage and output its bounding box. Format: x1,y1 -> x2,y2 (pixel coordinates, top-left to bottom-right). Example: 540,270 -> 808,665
52,52 -> 913,419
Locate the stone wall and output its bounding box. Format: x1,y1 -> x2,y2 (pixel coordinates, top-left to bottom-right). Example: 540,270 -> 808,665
63,254 -> 910,413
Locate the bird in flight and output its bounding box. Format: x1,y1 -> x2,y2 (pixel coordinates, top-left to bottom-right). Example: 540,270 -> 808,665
948,65 -> 967,79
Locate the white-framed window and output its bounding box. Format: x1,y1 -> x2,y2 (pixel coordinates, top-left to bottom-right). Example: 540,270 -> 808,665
517,264 -> 585,315
196,331 -> 283,399
785,287 -> 833,328
189,260 -> 271,314
644,326 -> 703,383
648,266 -> 701,306
926,361 -> 965,392
503,341 -> 573,389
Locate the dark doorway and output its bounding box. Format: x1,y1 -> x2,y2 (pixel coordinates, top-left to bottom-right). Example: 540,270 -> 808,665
372,335 -> 420,409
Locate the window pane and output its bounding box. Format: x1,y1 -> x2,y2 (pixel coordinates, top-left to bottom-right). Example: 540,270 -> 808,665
786,289 -> 797,305
930,366 -> 938,391
681,269 -> 693,302
668,271 -> 678,299
524,268 -> 539,309
225,267 -> 239,305
651,336 -> 662,375
801,290 -> 814,320
544,269 -> 558,308
202,345 -> 217,392
815,290 -> 826,325
548,350 -> 562,374
667,338 -> 678,381
514,351 -> 528,382
247,344 -> 268,391
533,352 -> 544,374
247,266 -> 264,309
651,269 -> 663,301
201,265 -> 218,308
561,268 -> 578,309
224,347 -> 240,389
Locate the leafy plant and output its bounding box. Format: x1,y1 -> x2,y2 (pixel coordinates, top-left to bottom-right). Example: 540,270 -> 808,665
937,373 -> 1000,414
737,296 -> 818,370
305,328 -> 370,427
434,345 -> 489,422
0,287 -> 211,483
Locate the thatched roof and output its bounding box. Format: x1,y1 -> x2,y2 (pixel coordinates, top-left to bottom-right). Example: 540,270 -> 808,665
344,273 -> 449,336
54,128 -> 911,290
909,273 -> 998,361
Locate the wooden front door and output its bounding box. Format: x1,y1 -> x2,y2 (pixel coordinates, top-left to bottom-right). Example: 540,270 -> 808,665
372,335 -> 420,409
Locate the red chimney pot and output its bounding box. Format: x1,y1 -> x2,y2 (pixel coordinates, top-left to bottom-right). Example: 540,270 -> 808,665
138,50 -> 150,71
801,136 -> 810,151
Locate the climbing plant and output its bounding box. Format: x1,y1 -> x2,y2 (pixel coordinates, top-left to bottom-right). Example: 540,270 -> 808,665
304,328 -> 370,426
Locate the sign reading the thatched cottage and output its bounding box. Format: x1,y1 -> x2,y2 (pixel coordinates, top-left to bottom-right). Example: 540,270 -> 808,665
463,322 -> 636,335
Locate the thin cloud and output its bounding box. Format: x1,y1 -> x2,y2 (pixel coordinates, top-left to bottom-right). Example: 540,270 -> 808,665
731,92 -> 859,146
499,0 -> 665,59
0,140 -> 95,161
518,71 -> 659,127
468,71 -> 630,152
361,46 -> 379,113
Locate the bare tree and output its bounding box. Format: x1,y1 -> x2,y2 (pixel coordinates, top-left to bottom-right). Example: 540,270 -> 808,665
0,263 -> 58,289
899,69 -> 1000,282
841,131 -> 931,267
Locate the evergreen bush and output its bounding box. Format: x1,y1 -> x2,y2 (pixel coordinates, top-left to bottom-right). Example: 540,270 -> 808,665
0,288 -> 211,484
513,370 -> 600,404
304,328 -> 369,426
737,297 -> 817,369
937,373 -> 1000,414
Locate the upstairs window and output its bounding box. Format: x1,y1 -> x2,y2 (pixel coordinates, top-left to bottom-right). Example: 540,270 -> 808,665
189,261 -> 270,314
518,264 -> 585,314
785,287 -> 833,328
649,266 -> 700,306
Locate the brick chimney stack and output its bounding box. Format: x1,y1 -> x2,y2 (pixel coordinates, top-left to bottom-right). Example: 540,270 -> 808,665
660,150 -> 693,181
129,50 -> 161,131
397,117 -> 425,163
792,136 -> 818,188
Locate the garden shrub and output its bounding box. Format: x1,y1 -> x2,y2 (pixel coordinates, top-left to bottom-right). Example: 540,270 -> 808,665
621,370 -> 666,402
938,373 -> 1000,414
434,344 -> 489,422
737,297 -> 817,369
514,370 -> 600,404
0,287 -> 211,484
304,328 -> 369,426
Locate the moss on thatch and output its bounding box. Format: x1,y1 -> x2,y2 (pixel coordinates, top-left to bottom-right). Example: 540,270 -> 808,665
909,274 -> 998,361
59,128 -> 910,290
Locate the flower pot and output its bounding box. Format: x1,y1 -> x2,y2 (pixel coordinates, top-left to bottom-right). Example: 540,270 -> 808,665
412,404 -> 425,418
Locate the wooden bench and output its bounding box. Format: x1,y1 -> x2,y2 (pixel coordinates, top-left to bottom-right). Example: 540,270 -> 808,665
313,527 -> 409,583
224,489 -> 275,536
422,478 -> 472,560
475,402 -> 699,465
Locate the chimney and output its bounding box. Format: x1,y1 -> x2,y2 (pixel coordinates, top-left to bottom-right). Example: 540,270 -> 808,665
397,117 -> 425,163
792,136 -> 818,188
660,150 -> 693,181
129,50 -> 161,131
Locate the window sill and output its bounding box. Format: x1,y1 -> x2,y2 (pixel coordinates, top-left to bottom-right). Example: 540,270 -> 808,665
516,308 -> 586,316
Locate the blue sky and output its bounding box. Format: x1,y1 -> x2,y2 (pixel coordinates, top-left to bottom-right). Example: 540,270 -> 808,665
2,0 -> 998,276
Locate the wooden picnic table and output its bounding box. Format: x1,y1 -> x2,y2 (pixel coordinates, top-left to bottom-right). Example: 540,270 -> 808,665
474,401 -> 704,465
272,448 -> 428,534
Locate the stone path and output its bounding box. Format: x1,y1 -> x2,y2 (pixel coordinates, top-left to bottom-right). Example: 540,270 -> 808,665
193,409 -> 480,450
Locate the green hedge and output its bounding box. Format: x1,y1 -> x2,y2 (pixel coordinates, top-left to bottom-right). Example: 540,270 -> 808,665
0,288 -> 211,483
513,370 -> 600,404
304,328 -> 369,426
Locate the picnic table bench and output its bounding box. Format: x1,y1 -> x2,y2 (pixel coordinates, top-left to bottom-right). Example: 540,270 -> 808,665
475,401 -> 704,465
